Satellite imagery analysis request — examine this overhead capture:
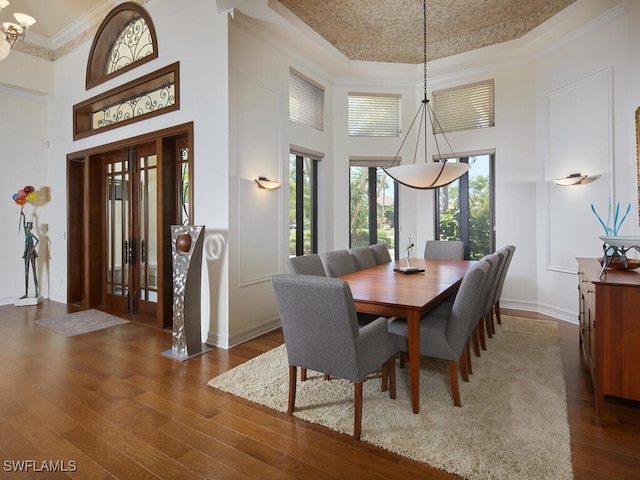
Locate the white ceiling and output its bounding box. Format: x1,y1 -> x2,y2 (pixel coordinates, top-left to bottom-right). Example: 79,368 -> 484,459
1,0 -> 104,38
2,0 -> 578,63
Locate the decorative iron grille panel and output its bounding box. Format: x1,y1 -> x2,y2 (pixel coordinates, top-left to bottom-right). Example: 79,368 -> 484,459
107,17 -> 154,74
91,83 -> 175,129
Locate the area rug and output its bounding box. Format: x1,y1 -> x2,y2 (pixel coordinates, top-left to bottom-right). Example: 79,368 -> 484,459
208,316 -> 573,480
35,309 -> 130,337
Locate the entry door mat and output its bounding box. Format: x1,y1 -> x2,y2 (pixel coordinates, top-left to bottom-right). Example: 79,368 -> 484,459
35,309 -> 130,337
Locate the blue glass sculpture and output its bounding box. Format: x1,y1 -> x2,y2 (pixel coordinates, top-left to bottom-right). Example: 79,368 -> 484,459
590,198 -> 631,236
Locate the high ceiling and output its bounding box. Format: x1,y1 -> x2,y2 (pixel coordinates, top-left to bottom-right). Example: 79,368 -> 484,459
278,0 -> 578,63
2,0 -> 578,63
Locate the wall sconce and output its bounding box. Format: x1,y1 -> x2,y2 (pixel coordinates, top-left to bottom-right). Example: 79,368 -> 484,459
553,173 -> 600,186
254,177 -> 281,190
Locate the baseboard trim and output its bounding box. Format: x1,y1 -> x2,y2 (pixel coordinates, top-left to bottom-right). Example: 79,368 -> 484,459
501,299 -> 578,325
207,317 -> 282,349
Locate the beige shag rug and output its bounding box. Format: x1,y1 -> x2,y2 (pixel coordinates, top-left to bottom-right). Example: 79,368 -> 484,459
35,309 -> 130,337
208,316 -> 573,480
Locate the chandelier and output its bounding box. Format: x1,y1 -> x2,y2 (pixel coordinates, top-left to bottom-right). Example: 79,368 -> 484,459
0,0 -> 36,61
384,0 -> 469,189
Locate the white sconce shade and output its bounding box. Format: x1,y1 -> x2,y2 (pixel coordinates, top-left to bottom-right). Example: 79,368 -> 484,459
553,173 -> 600,186
254,177 -> 281,190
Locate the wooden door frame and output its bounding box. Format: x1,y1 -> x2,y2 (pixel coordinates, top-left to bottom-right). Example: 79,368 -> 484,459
67,122 -> 194,328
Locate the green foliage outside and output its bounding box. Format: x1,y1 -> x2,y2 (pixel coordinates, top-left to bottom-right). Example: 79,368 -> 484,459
438,173 -> 491,260
349,167 -> 395,251
289,155 -> 314,256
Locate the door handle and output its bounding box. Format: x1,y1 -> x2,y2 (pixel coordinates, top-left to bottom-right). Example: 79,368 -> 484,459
141,239 -> 146,264
129,238 -> 136,266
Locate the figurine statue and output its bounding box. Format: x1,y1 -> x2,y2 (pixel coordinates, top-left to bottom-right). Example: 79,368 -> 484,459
406,237 -> 415,268
20,212 -> 39,299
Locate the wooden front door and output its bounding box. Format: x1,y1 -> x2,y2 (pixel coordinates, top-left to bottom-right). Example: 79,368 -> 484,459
103,143 -> 158,321
67,123 -> 194,328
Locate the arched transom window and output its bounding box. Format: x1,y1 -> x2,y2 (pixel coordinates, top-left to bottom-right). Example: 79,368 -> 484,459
107,16 -> 154,74
86,2 -> 158,90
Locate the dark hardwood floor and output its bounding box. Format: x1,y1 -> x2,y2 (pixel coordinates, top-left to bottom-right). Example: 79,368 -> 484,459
0,301 -> 638,479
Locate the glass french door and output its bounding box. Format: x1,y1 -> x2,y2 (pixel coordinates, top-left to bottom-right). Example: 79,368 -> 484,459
104,143 -> 158,319
435,154 -> 495,260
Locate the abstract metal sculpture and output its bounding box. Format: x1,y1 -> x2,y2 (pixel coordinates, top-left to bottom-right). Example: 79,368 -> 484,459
162,225 -> 212,361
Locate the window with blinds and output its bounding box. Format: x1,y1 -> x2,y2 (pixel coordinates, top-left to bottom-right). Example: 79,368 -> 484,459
289,69 -> 325,131
348,93 -> 400,137
432,80 -> 494,134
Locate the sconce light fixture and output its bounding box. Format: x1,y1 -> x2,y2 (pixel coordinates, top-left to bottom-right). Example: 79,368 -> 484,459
254,177 -> 281,190
0,0 -> 36,62
553,173 -> 600,186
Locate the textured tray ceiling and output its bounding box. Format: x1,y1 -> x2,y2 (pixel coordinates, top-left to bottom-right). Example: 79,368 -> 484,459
278,0 -> 577,63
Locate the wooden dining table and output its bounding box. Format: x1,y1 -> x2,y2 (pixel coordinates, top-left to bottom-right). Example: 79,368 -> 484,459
340,258 -> 475,414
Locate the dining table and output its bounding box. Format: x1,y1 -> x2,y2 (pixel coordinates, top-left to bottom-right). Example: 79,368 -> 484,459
340,257 -> 475,414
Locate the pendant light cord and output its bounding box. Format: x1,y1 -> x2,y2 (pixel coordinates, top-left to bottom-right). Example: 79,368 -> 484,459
423,0 -> 428,103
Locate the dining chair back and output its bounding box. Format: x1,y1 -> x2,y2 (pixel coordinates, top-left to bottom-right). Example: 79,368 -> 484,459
288,254 -> 326,276
349,246 -> 377,270
369,243 -> 392,264
271,273 -> 398,439
321,250 -> 357,277
476,252 -> 503,345
492,245 -> 516,326
424,240 -> 465,260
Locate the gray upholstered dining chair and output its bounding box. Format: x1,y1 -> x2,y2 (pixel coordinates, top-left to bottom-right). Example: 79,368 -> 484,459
424,240 -> 465,260
349,246 -> 377,270
271,274 -> 399,440
369,243 -> 392,265
288,254 -> 326,276
472,252 -> 502,355
481,250 -> 507,341
491,245 -> 516,329
321,250 -> 357,277
388,260 -> 490,407
418,253 -> 498,363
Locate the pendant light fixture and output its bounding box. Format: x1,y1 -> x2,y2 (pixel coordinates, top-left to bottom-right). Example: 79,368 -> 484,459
0,0 -> 36,62
384,0 -> 469,189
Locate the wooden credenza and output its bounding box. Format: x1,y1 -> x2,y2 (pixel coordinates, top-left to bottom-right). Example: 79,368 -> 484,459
577,258 -> 640,415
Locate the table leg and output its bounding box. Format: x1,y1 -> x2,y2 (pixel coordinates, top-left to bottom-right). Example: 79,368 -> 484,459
407,311 -> 421,414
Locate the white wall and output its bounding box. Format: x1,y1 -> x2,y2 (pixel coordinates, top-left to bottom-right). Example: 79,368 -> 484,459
224,11 -> 342,347
0,52 -> 52,304
533,0 -> 640,320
